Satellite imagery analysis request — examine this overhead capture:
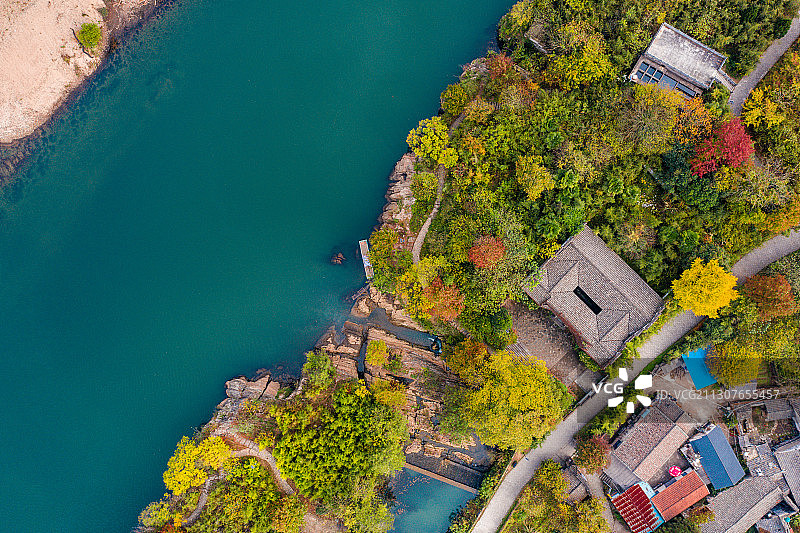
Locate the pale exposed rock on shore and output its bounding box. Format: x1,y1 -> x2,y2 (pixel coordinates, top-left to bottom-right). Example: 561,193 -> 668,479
0,0 -> 106,142
0,0 -> 154,144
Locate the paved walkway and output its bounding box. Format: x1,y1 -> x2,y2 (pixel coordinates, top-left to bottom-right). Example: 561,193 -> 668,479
728,14 -> 800,115
471,229 -> 800,533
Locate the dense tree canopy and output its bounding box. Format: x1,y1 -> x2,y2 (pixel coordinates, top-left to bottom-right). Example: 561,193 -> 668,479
272,381 -> 407,501
506,460 -> 608,533
442,347 -> 570,449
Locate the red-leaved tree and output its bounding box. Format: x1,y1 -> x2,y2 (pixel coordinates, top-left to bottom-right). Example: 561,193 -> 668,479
744,273 -> 799,320
573,435 -> 611,474
469,235 -> 507,269
487,54 -> 515,80
691,118 -> 754,176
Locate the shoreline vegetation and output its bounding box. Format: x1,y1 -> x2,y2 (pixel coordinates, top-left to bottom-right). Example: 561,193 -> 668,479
2,0 -> 796,530
0,0 -> 168,181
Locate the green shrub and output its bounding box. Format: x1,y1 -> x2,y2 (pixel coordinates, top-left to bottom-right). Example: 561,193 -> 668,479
774,17 -> 792,38
77,23 -> 102,49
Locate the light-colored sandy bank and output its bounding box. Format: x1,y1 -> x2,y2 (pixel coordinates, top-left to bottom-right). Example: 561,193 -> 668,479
0,0 -> 108,143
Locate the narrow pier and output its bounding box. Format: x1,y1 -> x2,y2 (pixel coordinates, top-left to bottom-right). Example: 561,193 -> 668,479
359,239 -> 374,279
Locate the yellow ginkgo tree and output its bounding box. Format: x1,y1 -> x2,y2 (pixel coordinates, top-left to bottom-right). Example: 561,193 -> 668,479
672,258 -> 738,318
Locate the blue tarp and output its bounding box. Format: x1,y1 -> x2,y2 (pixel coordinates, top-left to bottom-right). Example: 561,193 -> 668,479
690,426 -> 745,490
682,347 -> 717,390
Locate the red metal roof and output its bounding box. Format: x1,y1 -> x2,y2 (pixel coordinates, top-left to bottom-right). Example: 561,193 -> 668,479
651,471 -> 710,522
611,484 -> 661,533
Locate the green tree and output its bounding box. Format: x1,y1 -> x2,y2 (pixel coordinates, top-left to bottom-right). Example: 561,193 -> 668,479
515,153 -> 556,201
365,340 -> 390,367
441,84 -> 471,117
333,477 -> 394,533
686,506 -> 714,525
162,436 -> 231,495
672,258 -> 739,318
406,117 -> 458,168
272,382 -> 407,501
77,22 -> 102,49
303,349 -> 335,390
188,458 -> 303,533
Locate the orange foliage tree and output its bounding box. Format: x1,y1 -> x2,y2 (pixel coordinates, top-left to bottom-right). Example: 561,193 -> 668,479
743,273 -> 799,320
469,235 -> 507,269
674,97 -> 713,145
422,277 -> 465,321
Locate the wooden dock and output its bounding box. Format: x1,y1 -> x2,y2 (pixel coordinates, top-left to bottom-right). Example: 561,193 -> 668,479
359,239 -> 374,279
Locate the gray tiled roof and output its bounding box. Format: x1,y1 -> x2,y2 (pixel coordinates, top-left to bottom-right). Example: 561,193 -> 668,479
525,226 -> 663,367
774,438 -> 800,505
748,444 -> 783,478
643,23 -> 727,89
563,464 -> 589,501
701,476 -> 783,533
767,399 -> 793,421
612,399 -> 694,483
756,515 -> 792,533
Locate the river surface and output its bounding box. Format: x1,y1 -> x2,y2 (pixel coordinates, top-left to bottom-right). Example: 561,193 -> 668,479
0,0 -> 512,530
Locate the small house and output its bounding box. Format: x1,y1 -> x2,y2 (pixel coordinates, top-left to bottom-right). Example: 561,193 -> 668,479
630,23 -> 734,98
688,424 -> 745,490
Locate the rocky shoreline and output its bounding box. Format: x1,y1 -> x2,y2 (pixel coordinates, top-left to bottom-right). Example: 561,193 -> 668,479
0,0 -> 169,180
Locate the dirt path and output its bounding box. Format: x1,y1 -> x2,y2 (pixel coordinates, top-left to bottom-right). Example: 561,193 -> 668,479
217,429 -> 295,494
728,14 -> 800,115
471,229 -> 800,533
411,98 -> 476,264
584,472 -> 626,533
412,163 -> 446,263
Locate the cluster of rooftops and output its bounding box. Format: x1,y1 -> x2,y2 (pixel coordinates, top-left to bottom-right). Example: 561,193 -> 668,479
601,397 -> 800,533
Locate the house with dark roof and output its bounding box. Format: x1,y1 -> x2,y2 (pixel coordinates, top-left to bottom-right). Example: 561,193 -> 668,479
610,482 -> 665,533
701,476 -> 784,533
524,226 -> 664,368
609,398 -> 697,485
650,470 -> 709,522
630,23 -> 734,98
688,424 -> 745,490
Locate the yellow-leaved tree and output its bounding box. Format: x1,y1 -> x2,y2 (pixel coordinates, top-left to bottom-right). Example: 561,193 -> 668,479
464,351 -> 568,449
672,258 -> 738,318
706,340 -> 761,387
163,435 -> 231,495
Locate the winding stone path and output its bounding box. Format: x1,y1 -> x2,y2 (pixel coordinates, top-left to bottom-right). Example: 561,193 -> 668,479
471,229 -> 800,533
728,14 -> 800,115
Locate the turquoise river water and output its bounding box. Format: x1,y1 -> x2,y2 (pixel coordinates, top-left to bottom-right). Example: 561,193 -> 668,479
0,0 -> 511,530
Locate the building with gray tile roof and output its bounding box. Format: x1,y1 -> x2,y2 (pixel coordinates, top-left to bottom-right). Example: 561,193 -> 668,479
748,443 -> 783,479
767,399 -> 793,421
701,476 -> 783,533
774,438 -> 800,506
756,515 -> 793,533
562,463 -> 589,501
611,398 -> 696,483
524,226 -> 664,367
630,23 -> 734,98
